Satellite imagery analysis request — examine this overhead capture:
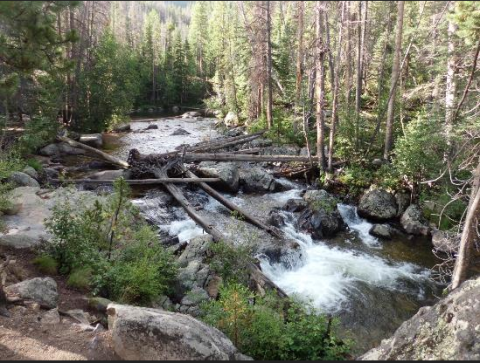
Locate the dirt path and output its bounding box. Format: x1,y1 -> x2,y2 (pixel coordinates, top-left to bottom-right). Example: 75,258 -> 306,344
0,246 -> 120,361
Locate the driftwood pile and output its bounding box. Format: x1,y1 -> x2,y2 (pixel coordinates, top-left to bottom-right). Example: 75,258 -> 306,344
53,130 -> 321,298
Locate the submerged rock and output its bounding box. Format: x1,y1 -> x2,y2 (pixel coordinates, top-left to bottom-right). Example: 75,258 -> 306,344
107,303 -> 250,360
171,128 -> 190,136
5,277 -> 58,309
358,189 -> 398,222
400,205 -> 430,236
145,124 -> 159,130
196,162 -> 240,192
359,277 -> 480,360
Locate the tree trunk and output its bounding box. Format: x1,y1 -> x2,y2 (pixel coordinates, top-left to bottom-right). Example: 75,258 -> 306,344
295,1 -> 305,114
266,1 -> 273,130
451,158 -> 480,290
315,1 -> 326,171
355,1 -> 364,150
445,1 -> 458,153
344,2 -> 353,115
383,0 -> 404,160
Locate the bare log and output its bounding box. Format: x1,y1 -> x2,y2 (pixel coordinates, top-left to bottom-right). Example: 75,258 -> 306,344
49,178 -> 222,185
57,136 -> 130,169
183,153 -> 312,163
183,167 -> 283,239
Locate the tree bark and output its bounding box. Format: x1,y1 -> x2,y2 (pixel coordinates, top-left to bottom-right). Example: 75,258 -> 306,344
49,178 -> 223,185
383,0 -> 404,160
315,1 -> 326,171
355,1 -> 364,150
266,1 -> 273,130
445,1 -> 458,151
295,1 -> 305,115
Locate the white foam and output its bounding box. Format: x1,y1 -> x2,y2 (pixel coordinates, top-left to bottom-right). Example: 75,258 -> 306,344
163,219 -> 205,243
338,204 -> 382,248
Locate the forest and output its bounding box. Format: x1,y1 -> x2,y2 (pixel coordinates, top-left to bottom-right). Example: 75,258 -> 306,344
0,1 -> 479,361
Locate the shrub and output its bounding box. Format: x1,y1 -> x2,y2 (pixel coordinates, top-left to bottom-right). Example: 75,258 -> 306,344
67,267 -> 93,290
32,255 -> 58,275
15,116 -> 58,156
207,241 -> 254,285
26,158 -> 43,172
200,283 -> 351,360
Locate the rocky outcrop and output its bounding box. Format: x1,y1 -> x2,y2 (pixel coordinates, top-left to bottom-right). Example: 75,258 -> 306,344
196,162 -> 240,192
107,303 -> 250,360
8,171 -> 40,188
400,205 -> 430,236
39,142 -> 86,157
359,277 -> 480,360
79,134 -> 103,148
297,189 -> 344,239
5,277 -> 58,308
239,167 -> 278,193
224,112 -> 239,127
431,229 -> 460,253
358,189 -> 398,222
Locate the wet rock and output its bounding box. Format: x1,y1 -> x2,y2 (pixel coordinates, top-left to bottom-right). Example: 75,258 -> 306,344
113,123 -> 131,132
284,198 -> 308,213
22,166 -> 39,180
239,167 -> 278,193
171,128 -> 190,136
395,191 -> 411,217
224,111 -> 239,127
196,162 -> 240,192
181,111 -> 201,118
431,229 -> 460,253
400,205 -> 430,236
369,224 -> 393,239
41,308 -> 61,325
107,303 -> 250,360
79,134 -> 103,148
358,189 -> 398,222
359,277 -> 480,360
267,208 -> 287,228
5,277 -> 58,308
145,124 -> 159,130
8,172 -> 40,187
172,105 -> 180,113
88,297 -> 112,314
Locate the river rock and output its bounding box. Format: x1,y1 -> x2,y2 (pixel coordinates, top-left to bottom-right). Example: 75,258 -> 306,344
359,277 -> 480,360
107,303 -> 250,360
145,124 -> 159,130
358,189 -> 398,222
177,235 -> 213,268
239,167 -> 278,193
113,123 -> 131,132
400,205 -> 430,236
431,229 -> 460,253
261,145 -> 300,156
267,208 -> 287,228
172,105 -> 180,113
5,277 -> 58,309
369,224 -> 393,239
22,166 -> 39,180
224,111 -> 239,127
284,198 -> 308,213
8,172 -> 40,187
196,162 -> 240,192
395,191 -> 411,217
86,170 -> 127,181
181,111 -> 201,118
38,142 -> 85,156
171,128 -> 190,136
79,134 -> 103,148
226,127 -> 245,137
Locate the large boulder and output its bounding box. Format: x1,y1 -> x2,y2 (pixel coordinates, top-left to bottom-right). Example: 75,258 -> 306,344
358,189 -> 398,222
196,162 -> 240,192
79,134 -> 103,148
113,123 -> 131,132
431,229 -> 460,253
395,191 -> 411,217
22,166 -> 39,180
224,112 -> 239,127
239,167 -> 278,193
400,205 -> 430,236
39,142 -> 86,156
298,189 -> 344,238
359,277 -> 480,360
107,303 -> 250,360
8,172 -> 40,187
5,277 -> 58,309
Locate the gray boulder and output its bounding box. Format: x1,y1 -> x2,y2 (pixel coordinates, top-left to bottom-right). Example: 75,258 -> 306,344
22,166 -> 39,180
431,229 -> 460,253
178,235 -> 213,268
284,198 -> 308,213
250,138 -> 273,148
239,167 -> 278,193
57,142 -> 86,155
38,143 -> 60,156
8,172 -> 40,187
5,277 -> 58,308
171,128 -> 190,136
395,191 -> 411,217
358,189 -> 398,222
224,111 -> 239,127
359,277 -> 480,360
182,111 -> 201,118
196,162 -> 240,192
79,134 -> 103,148
107,303 -> 250,360
41,308 -> 61,325
180,287 -> 210,307
369,224 -> 393,240
113,123 -> 131,132
172,105 -> 180,113
400,205 -> 430,236
145,124 -> 159,130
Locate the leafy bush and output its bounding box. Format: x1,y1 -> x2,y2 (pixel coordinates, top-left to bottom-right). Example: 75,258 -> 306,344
43,178 -> 178,304
15,116 -> 58,156
32,255 -> 58,275
26,158 -> 43,171
206,241 -> 254,285
200,283 -> 351,360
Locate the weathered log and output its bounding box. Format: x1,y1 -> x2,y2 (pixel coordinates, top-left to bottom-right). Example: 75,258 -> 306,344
182,153 -> 312,163
49,178 -> 222,185
230,147 -> 261,154
183,167 -> 283,239
57,135 -> 130,169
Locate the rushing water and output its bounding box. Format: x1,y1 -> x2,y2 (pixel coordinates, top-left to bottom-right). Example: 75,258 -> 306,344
110,117 -> 440,354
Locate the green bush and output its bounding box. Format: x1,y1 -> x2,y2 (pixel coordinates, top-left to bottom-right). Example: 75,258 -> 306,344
206,241 -> 254,285
26,158 -> 43,172
32,255 -> 58,275
200,283 -> 351,360
15,116 -> 58,156
67,267 -> 93,290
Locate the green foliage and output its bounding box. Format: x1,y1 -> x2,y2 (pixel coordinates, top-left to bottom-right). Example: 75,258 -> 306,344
0,155 -> 22,215
337,165 -> 375,197
207,241 -> 254,285
43,178 -> 177,304
15,116 -> 58,155
26,158 -> 43,172
200,283 -> 351,360
67,267 -> 93,290
32,255 -> 58,275
421,188 -> 468,230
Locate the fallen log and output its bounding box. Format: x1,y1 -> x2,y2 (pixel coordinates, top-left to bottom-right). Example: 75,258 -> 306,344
182,167 -> 283,239
230,147 -> 261,154
57,135 -> 130,169
49,178 -> 222,185
182,153 -> 312,163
